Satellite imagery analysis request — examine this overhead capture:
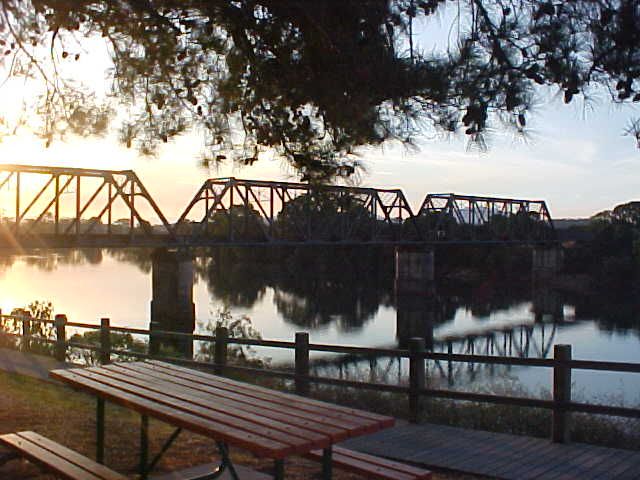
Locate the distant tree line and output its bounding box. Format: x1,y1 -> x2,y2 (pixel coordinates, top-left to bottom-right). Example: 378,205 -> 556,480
564,201 -> 640,294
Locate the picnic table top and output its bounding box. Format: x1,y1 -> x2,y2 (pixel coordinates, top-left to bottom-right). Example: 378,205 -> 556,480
50,360 -> 395,460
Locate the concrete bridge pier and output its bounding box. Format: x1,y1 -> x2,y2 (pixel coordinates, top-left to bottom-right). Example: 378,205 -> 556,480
149,248 -> 195,358
532,247 -> 564,282
531,247 -> 564,322
396,297 -> 442,350
532,285 -> 564,323
394,247 -> 435,296
395,247 -> 437,349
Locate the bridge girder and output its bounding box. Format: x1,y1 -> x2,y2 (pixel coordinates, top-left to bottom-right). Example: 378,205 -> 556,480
0,165 -> 557,249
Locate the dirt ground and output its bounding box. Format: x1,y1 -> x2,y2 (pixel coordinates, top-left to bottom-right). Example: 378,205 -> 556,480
0,370 -> 485,479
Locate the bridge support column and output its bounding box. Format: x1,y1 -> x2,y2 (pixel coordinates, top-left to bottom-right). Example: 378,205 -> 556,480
532,247 -> 564,282
532,286 -> 564,322
150,248 -> 195,359
395,247 -> 435,295
395,247 -> 437,349
532,247 -> 564,322
396,297 -> 441,350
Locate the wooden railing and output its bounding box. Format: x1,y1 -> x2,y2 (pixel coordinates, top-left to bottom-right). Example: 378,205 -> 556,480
1,311 -> 639,445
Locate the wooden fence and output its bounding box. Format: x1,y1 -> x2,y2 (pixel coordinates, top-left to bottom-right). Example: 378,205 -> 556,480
1,311 -> 639,445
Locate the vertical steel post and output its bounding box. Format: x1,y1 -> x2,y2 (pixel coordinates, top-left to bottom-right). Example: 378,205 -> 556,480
229,183 -> 234,241
269,186 -> 274,237
274,459 -> 284,480
140,414 -> 149,478
96,397 -> 105,464
15,171 -> 20,232
409,337 -> 426,423
295,332 -> 310,396
130,181 -> 135,234
107,182 -> 112,236
447,341 -> 453,386
75,175 -> 80,236
552,344 -> 572,443
322,446 -> 332,480
54,175 -> 60,235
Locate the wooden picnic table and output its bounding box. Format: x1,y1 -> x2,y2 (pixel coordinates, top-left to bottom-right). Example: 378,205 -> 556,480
50,360 -> 395,480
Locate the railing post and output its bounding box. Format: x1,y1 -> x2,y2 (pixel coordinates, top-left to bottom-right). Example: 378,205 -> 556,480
295,332 -> 310,396
214,326 -> 228,375
22,311 -> 32,351
54,314 -> 67,362
100,318 -> 111,365
409,337 -> 426,423
552,344 -> 572,443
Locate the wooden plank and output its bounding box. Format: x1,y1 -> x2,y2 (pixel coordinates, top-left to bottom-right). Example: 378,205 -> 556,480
328,447 -> 431,479
50,369 -> 292,459
0,433 -> 104,480
520,445 -> 598,480
483,438 -> 572,478
110,363 -> 351,440
128,363 -> 371,431
408,430 -> 535,473
92,366 -> 331,446
608,454 -> 640,480
146,361 -> 394,425
70,368 -> 319,454
142,361 -> 388,427
542,445 -> 618,480
502,441 -> 581,480
314,450 -> 419,480
16,432 -> 127,480
341,423 -> 640,480
585,450 -> 640,480
446,433 -> 539,474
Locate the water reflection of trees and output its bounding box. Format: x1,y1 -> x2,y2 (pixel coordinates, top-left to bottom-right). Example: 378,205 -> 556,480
200,246 -> 394,331
0,249 -> 105,272
2,244 -> 639,337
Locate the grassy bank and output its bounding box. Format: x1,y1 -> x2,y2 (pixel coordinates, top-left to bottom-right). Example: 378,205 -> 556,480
0,370 -> 480,480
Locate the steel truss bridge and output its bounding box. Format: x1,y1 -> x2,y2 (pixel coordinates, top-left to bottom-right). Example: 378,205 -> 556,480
0,164 -> 557,249
307,318 -> 575,387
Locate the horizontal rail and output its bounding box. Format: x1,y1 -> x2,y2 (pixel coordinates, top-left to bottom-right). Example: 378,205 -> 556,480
4,314 -> 638,372
3,312 -> 640,436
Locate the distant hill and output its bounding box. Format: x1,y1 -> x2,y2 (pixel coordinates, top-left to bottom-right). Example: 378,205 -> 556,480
553,218 -> 590,229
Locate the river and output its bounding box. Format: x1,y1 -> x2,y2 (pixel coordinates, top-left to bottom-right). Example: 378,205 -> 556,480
0,247 -> 639,404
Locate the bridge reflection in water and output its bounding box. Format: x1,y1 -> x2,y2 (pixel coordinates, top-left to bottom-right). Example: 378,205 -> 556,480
308,285 -> 569,388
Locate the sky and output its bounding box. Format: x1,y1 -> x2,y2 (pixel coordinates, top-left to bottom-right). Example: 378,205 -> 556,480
0,10 -> 639,219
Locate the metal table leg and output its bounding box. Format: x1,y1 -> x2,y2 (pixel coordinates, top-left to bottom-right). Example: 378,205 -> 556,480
96,398 -> 105,464
322,446 -> 332,480
140,414 -> 149,479
274,459 -> 285,480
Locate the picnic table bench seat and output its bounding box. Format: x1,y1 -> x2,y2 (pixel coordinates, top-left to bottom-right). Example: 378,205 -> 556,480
306,446 -> 432,480
0,431 -> 127,480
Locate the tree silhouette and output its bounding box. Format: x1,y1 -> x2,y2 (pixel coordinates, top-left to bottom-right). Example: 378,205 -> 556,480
1,0 -> 639,179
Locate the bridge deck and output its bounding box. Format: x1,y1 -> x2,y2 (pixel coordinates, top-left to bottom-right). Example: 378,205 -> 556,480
340,423 -> 640,479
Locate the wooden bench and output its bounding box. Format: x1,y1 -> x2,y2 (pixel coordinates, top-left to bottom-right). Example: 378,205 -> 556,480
306,446 -> 432,480
0,431 -> 127,480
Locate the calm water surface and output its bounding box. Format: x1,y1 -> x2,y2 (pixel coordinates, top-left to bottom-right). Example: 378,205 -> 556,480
1,250 -> 639,402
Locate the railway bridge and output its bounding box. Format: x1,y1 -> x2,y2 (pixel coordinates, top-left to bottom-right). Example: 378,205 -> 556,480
0,164 -> 564,352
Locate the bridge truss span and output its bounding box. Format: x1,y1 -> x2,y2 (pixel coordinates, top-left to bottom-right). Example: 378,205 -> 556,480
175,177 -> 419,244
0,164 -> 175,249
418,193 -> 555,244
0,164 -> 558,249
